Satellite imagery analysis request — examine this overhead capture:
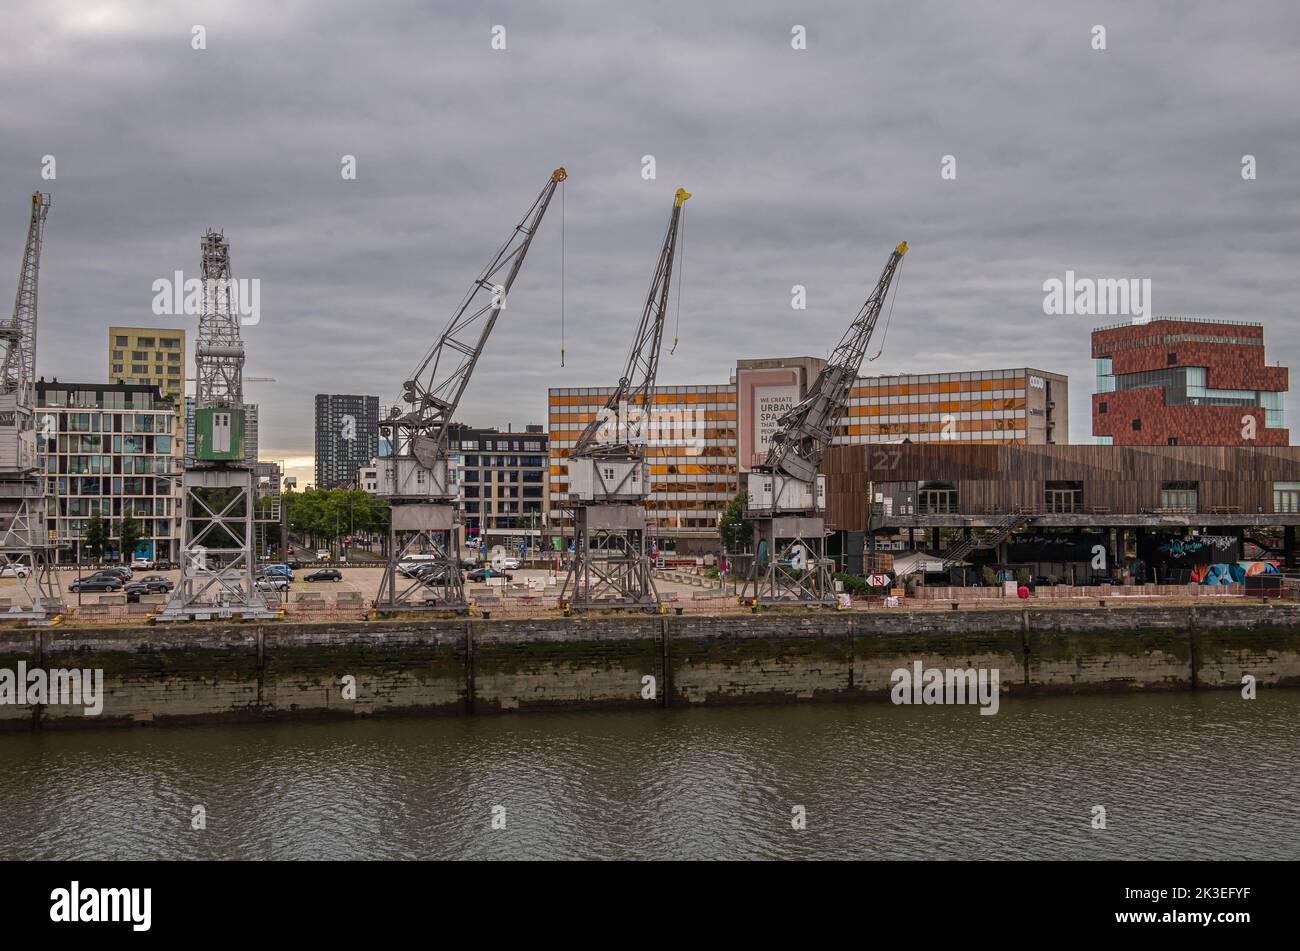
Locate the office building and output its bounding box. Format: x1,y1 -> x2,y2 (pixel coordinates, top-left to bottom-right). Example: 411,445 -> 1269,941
1093,317 -> 1288,446
549,359 -> 1069,555
108,327 -> 185,404
314,394 -> 379,488
36,381 -> 184,563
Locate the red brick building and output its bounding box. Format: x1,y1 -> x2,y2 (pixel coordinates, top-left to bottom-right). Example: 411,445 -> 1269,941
1092,318 -> 1288,446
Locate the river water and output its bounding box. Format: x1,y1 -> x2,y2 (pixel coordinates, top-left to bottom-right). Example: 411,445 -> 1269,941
1,692 -> 1296,860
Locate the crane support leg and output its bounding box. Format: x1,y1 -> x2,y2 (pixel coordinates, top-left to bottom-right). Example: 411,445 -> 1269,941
375,502 -> 466,614
157,467 -> 276,621
0,478 -> 63,622
561,505 -> 658,612
743,515 -> 836,608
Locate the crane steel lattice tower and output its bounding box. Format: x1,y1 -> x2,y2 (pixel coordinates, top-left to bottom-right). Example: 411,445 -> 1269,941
0,192 -> 61,621
743,242 -> 908,607
560,187 -> 690,612
158,230 -> 276,620
374,168 -> 566,615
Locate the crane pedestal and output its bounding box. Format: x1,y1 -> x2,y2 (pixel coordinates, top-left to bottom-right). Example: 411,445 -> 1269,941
0,478 -> 63,622
157,467 -> 276,621
743,514 -> 836,608
375,501 -> 467,614
561,504 -> 659,612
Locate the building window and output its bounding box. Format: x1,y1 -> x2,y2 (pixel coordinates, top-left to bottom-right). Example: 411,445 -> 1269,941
917,481 -> 957,515
1274,482 -> 1300,514
115,336 -> 128,346
1167,437 -> 1177,446
1166,352 -> 1177,365
1131,418 -> 1141,431
1098,401 -> 1107,414
1160,481 -> 1198,513
1045,481 -> 1083,514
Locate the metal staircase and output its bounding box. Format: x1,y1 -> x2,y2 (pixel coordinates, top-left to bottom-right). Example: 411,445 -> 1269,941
941,508 -> 1033,568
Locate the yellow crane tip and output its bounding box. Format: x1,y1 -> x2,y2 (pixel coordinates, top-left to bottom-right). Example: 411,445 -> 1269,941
896,241 -> 909,255
552,168 -> 568,182
675,187 -> 692,206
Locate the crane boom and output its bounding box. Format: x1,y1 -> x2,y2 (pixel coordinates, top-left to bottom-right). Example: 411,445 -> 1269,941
763,241 -> 908,484
388,168 -> 566,473
570,187 -> 690,461
0,191 -> 51,412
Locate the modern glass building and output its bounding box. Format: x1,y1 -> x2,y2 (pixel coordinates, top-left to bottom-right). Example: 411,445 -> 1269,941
1092,317 -> 1288,446
314,394 -> 379,488
36,381 -> 184,563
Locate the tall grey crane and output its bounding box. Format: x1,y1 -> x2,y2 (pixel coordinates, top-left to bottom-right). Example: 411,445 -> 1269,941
375,168 -> 567,613
744,241 -> 908,606
0,192 -> 61,621
158,230 -> 275,621
560,187 -> 690,612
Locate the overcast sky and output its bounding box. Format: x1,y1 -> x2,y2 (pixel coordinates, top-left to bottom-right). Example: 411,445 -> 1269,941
2,0 -> 1297,485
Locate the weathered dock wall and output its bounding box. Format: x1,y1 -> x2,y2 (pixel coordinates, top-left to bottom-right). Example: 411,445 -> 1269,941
1,604 -> 1298,730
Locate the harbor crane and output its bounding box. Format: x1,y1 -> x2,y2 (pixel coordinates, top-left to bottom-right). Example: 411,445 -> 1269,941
561,187 -> 690,612
743,241 -> 908,607
0,192 -> 61,621
158,230 -> 276,620
374,168 -> 567,614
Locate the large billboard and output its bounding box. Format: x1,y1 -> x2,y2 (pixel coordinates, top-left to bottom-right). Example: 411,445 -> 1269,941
737,366 -> 803,471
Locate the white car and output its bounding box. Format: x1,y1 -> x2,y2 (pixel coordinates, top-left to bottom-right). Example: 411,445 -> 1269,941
255,576 -> 289,592
0,564 -> 31,578
315,550 -> 331,561
500,557 -> 522,570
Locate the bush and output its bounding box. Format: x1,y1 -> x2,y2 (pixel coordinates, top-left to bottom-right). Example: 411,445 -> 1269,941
835,572 -> 868,596
1014,567 -> 1031,586
981,565 -> 998,587
704,567 -> 720,579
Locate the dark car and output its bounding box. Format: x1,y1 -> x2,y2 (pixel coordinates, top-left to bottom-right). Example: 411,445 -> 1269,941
466,567 -> 512,583
414,564 -> 462,584
98,566 -> 133,582
70,576 -> 123,592
286,558 -> 304,570
126,576 -> 173,594
305,569 -> 342,582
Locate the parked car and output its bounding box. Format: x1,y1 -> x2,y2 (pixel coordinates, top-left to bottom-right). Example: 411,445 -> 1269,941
0,564 -> 30,578
126,575 -> 174,594
414,564 -> 461,584
315,550 -> 331,561
285,557 -> 303,570
467,567 -> 512,583
255,576 -> 289,593
131,556 -> 155,571
305,568 -> 342,582
69,576 -> 123,592
261,564 -> 293,578
459,556 -> 479,569
500,557 -> 522,570
99,566 -> 133,581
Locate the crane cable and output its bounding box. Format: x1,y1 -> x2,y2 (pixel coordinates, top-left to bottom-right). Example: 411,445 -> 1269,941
869,256 -> 905,362
670,201 -> 686,355
560,178 -> 566,367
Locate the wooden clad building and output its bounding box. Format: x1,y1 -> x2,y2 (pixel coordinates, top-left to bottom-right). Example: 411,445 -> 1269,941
823,444 -> 1300,532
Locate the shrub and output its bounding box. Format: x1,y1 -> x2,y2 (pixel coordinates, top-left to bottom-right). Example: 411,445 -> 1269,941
835,572 -> 868,596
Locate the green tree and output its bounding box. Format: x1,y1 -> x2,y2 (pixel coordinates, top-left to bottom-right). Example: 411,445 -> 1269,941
718,491 -> 752,554
83,512 -> 108,563
117,516 -> 144,563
